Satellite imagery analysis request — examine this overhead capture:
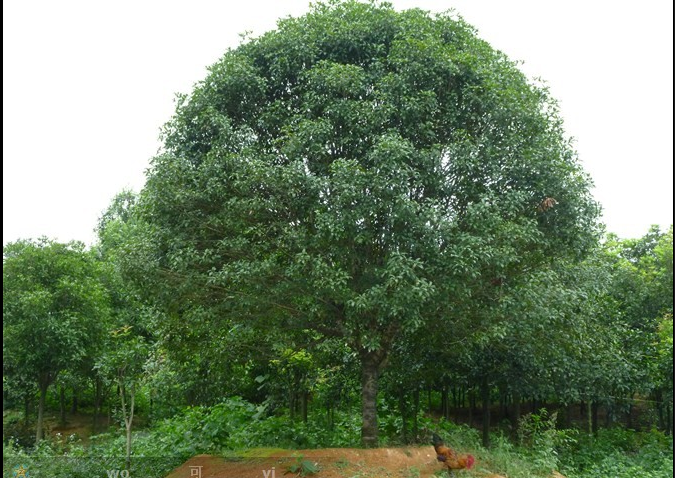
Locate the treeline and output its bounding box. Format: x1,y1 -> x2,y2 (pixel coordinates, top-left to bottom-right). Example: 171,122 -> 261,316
2,1 -> 673,459
4,220 -> 672,450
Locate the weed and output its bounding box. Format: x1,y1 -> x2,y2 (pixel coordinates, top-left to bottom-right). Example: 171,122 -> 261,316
285,454 -> 320,476
404,465 -> 421,478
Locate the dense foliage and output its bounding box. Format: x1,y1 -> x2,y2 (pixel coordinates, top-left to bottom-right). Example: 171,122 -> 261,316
137,0 -> 599,446
3,401 -> 673,478
3,239 -> 109,443
2,2 -> 672,477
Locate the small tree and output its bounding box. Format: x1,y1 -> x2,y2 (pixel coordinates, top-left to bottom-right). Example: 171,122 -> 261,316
97,325 -> 149,471
3,238 -> 109,443
95,191 -> 153,469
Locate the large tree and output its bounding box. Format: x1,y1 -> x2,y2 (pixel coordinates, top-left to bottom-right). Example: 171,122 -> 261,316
138,1 -> 599,445
3,238 -> 109,443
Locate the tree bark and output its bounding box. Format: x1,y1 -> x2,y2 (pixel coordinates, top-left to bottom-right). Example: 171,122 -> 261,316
481,377 -> 491,448
468,389 -> 474,426
665,404 -> 672,436
35,379 -> 49,444
360,353 -> 380,447
126,423 -> 133,471
24,395 -> 31,424
301,390 -> 308,423
289,386 -> 296,421
93,376 -> 101,432
398,388 -> 408,443
326,397 -> 335,430
564,403 -> 572,429
412,388 -> 420,439
656,390 -> 664,430
120,380 -> 136,472
510,392 -> 521,438
59,384 -> 67,426
499,387 -> 508,420
71,386 -> 78,414
357,322 -> 396,448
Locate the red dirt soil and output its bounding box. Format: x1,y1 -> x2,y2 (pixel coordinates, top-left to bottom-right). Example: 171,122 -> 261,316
164,447 -> 521,478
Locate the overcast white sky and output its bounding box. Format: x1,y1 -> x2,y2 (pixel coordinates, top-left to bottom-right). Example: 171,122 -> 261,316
3,0 -> 673,246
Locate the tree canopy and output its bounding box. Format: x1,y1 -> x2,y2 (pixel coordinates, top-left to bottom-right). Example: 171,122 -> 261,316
137,0 -> 600,445
3,238 -> 109,443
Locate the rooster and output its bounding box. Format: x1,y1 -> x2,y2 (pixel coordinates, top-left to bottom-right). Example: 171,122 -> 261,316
432,432 -> 475,475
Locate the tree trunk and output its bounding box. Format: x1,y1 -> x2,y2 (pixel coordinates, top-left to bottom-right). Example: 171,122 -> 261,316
510,392 -> 521,438
499,387 -> 508,420
120,380 -> 135,472
24,395 -> 31,424
564,404 -> 572,429
289,386 -> 296,421
665,404 -> 672,436
591,401 -> 599,435
481,377 -> 491,448
35,380 -> 49,444
398,389 -> 408,443
412,388 -> 420,439
655,389 -> 665,431
59,384 -> 67,426
587,401 -> 592,435
126,423 -> 133,471
468,389 -> 474,426
71,386 -> 78,414
149,391 -> 154,425
301,391 -> 308,423
93,376 -> 101,432
326,399 -> 335,430
360,354 -> 380,447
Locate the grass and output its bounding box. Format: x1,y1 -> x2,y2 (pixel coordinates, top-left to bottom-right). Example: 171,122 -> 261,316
3,404 -> 673,478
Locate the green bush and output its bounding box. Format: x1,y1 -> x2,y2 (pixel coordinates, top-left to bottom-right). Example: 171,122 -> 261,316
559,428 -> 673,478
2,412 -> 34,448
5,398 -> 672,478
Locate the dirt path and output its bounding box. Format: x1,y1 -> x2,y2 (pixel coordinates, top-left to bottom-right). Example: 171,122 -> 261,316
164,447 -> 503,478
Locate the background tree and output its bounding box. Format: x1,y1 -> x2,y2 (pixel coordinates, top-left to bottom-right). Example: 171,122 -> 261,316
652,312 -> 673,434
95,191 -> 158,468
3,238 -> 109,443
137,1 -> 599,446
601,226 -> 673,430
96,324 -> 149,471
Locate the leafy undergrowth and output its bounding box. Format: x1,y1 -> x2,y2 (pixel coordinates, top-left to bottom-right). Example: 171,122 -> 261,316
3,400 -> 672,478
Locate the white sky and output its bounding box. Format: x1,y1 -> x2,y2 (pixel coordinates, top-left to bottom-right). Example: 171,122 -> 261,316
3,0 -> 673,246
